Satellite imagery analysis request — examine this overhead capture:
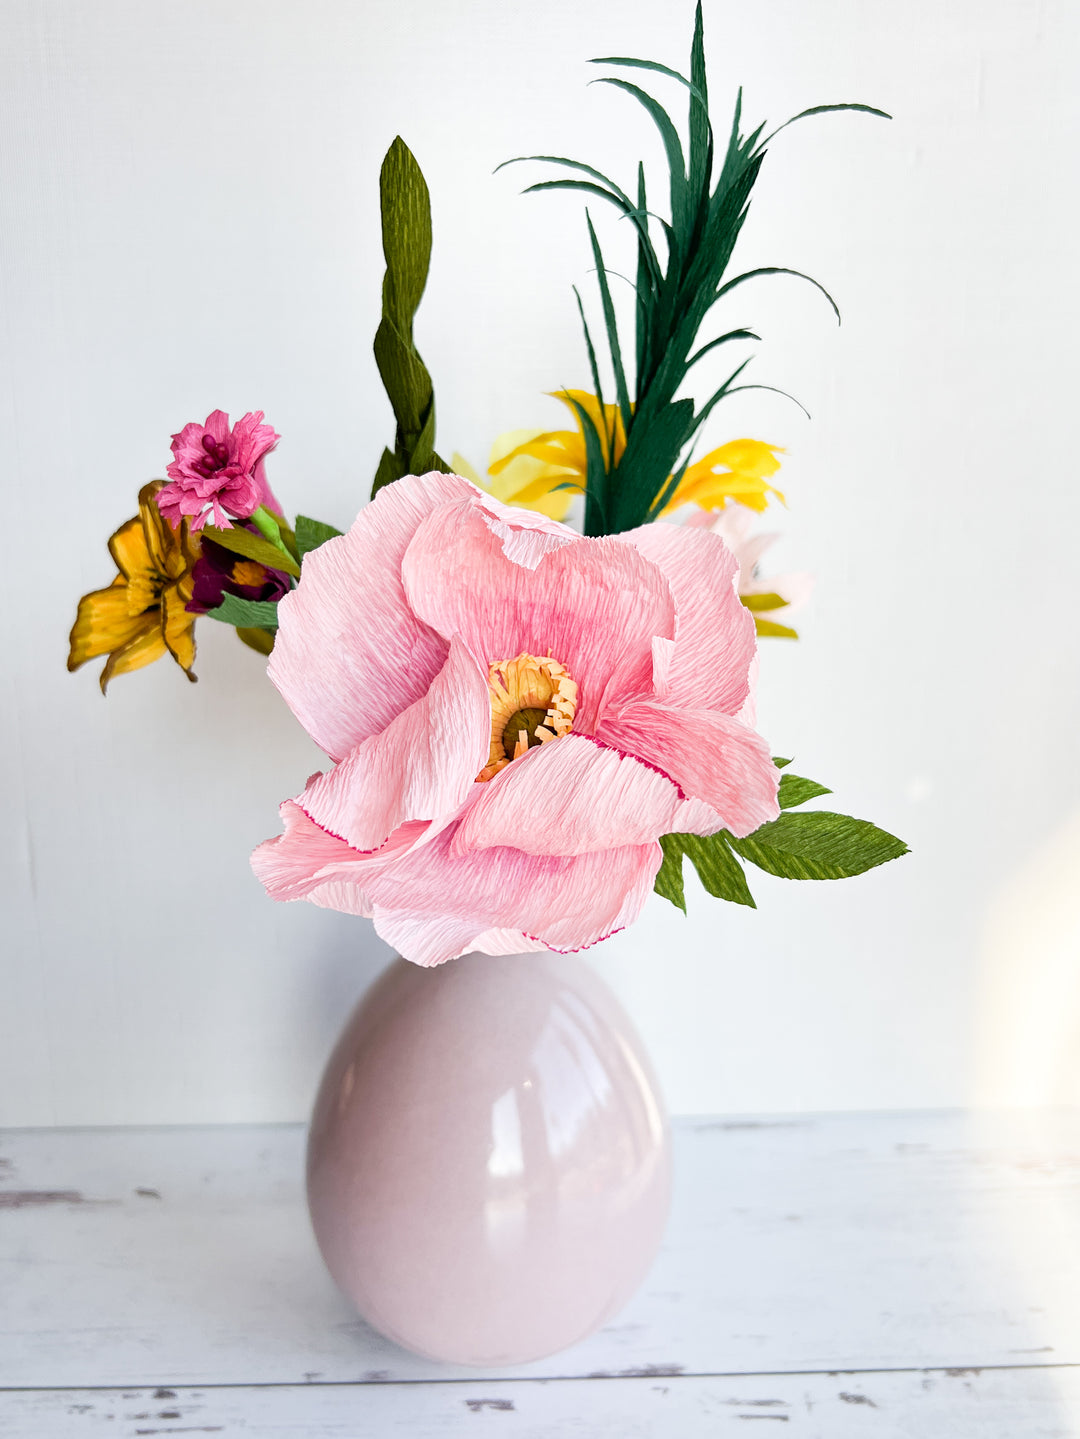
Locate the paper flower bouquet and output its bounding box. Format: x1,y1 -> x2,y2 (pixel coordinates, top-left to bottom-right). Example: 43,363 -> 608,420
69,6 -> 906,968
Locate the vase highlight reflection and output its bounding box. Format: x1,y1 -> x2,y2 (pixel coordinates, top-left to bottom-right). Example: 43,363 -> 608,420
307,949 -> 671,1366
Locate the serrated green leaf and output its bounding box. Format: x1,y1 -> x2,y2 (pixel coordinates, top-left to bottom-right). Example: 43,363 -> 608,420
728,810 -> 909,881
680,832 -> 757,907
294,515 -> 343,560
200,524 -> 301,579
205,593 -> 280,630
777,773 -> 833,808
654,834 -> 687,912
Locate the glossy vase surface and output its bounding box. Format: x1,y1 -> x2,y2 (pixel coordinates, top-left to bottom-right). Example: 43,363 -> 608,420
306,949 -> 671,1367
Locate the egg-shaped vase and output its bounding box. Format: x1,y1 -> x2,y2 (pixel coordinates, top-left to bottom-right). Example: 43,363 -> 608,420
306,948 -> 671,1367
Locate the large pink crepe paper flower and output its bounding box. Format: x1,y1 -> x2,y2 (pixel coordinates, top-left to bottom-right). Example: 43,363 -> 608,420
252,472 -> 780,967
156,410 -> 281,531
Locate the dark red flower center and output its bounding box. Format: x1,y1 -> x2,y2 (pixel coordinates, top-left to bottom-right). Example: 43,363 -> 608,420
191,431 -> 231,479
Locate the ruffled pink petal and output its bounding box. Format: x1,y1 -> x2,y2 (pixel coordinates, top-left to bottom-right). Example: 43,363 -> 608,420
618,522 -> 756,716
250,800 -> 429,905
364,823 -> 661,966
401,502 -> 676,732
295,638 -> 490,852
453,733 -> 685,856
268,472 -> 479,760
597,698 -> 780,837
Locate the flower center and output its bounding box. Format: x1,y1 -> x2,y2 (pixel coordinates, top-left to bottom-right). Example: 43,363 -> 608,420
191,431 -> 231,479
476,653 -> 578,783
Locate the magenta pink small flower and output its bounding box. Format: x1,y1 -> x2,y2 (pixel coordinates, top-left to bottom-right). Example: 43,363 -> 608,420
251,472 -> 781,968
156,410 -> 281,531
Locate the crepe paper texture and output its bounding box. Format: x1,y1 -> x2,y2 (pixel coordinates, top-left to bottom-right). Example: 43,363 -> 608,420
69,4 -> 907,957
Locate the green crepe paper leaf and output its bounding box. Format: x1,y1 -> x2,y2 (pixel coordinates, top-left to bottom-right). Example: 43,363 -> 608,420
762,102 -> 892,148
585,213 -> 632,435
777,773 -> 833,808
716,267 -> 841,325
654,832 -> 757,909
497,155 -> 636,211
205,593 -> 280,630
654,834 -> 687,913
740,591 -> 789,612
235,626 -> 275,656
727,810 -> 909,881
754,618 -> 799,639
294,515 -> 343,561
372,137 -> 452,499
200,524 -> 301,579
773,756 -> 793,768
687,328 -> 760,370
681,833 -> 757,907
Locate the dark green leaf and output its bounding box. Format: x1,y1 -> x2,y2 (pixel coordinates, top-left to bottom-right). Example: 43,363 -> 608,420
205,593 -> 280,630
728,810 -> 909,881
497,154 -> 635,210
687,328 -> 759,370
593,77 -> 688,233
654,834 -> 687,912
371,446 -> 401,498
200,524 -> 301,579
585,213 -> 632,434
294,515 -> 343,560
777,773 -> 833,808
379,136 -> 432,333
716,266 -> 841,325
762,102 -> 891,148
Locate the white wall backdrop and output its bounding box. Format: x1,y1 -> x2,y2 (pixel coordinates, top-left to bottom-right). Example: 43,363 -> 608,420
3,0 -> 1078,1126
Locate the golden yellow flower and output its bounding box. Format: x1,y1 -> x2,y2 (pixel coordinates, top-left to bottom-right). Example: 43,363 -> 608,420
68,481 -> 201,693
473,392 -> 783,521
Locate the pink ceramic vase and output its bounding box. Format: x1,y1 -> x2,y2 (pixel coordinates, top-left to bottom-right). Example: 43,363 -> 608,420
306,949 -> 671,1366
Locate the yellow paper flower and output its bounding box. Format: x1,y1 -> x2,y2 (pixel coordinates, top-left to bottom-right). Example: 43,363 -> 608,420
473,392 -> 783,521
68,481 -> 201,692
661,438 -> 785,514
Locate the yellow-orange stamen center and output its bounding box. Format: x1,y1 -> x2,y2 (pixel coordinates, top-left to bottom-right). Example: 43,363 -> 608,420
476,653 -> 578,783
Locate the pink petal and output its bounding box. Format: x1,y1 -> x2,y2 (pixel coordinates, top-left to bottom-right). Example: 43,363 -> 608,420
365,823 -> 661,966
296,638 -> 490,852
597,698 -> 780,836
401,502 -> 676,732
453,733 -> 685,856
268,472 -> 478,760
619,522 -> 756,716
250,800 -> 429,905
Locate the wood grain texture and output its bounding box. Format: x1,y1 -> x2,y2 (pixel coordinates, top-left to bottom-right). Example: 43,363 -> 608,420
2,1111 -> 1079,1395
3,1369 -> 1080,1438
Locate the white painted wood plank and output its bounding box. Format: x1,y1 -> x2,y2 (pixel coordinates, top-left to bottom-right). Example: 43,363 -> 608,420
3,1368 -> 1080,1439
2,1111 -> 1080,1387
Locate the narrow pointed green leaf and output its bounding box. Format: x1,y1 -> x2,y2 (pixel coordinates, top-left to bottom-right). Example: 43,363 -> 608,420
294,515 -> 343,560
755,618 -> 800,638
728,810 -> 909,881
497,155 -> 635,210
564,391 -> 612,537
688,1 -> 711,201
585,213 -> 632,436
773,757 -> 793,769
762,102 -> 891,147
687,328 -> 760,370
589,56 -> 701,101
777,773 -> 833,808
571,287 -> 609,463
200,524 -> 301,579
715,266 -> 841,324
592,77 -> 688,231
740,592 -> 789,612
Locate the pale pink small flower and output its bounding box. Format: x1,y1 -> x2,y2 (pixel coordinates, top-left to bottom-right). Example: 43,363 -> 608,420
689,503 -> 813,625
251,473 -> 781,967
156,409 -> 281,531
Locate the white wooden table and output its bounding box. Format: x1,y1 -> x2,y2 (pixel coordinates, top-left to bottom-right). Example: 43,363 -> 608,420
2,1111 -> 1079,1436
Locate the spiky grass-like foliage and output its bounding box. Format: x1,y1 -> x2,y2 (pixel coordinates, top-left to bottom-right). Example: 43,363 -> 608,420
500,3 -> 888,537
